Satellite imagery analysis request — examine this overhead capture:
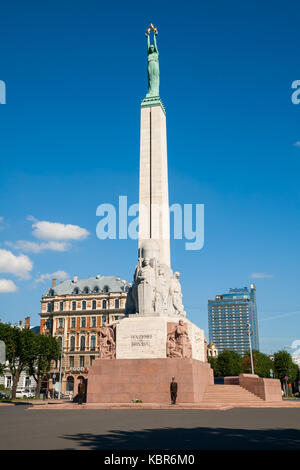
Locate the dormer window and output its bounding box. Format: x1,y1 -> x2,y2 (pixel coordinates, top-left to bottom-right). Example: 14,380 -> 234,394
49,289 -> 54,297
83,287 -> 89,294
93,286 -> 99,293
73,287 -> 79,295
103,285 -> 109,293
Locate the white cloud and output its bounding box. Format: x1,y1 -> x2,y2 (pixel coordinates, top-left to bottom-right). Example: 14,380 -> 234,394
0,249 -> 33,279
35,270 -> 69,284
293,142 -> 300,148
0,279 -> 18,292
6,240 -> 70,253
251,272 -> 274,279
31,219 -> 89,241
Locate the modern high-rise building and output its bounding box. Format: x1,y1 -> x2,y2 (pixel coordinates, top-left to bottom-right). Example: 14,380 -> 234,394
208,284 -> 259,355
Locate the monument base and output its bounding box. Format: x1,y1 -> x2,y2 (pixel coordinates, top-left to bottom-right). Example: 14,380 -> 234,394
87,358 -> 214,404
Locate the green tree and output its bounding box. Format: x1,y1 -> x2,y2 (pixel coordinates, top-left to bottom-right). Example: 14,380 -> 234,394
216,350 -> 243,377
243,350 -> 274,378
207,355 -> 221,377
274,350 -> 297,382
0,323 -> 38,399
29,334 -> 60,398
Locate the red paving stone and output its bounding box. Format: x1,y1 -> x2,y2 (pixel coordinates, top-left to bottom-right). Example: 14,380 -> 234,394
28,400 -> 300,411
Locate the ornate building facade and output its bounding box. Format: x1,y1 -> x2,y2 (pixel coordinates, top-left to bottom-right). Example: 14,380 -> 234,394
39,274 -> 130,395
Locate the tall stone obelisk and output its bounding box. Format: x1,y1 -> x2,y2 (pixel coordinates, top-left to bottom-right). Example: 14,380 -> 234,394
125,25 -> 185,317
139,99 -> 170,268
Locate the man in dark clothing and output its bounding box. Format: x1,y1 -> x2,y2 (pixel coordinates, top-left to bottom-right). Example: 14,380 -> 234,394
78,379 -> 85,405
170,377 -> 178,404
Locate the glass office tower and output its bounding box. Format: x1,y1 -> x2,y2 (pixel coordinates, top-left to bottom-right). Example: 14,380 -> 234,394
208,284 -> 259,355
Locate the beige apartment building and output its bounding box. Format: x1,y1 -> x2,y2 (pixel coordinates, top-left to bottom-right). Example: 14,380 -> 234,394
39,274 -> 130,395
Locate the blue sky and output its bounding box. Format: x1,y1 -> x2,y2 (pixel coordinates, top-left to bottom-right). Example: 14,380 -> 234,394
0,0 -> 299,354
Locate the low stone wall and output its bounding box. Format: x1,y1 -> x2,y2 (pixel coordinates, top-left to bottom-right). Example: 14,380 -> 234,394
239,373 -> 282,401
224,376 -> 239,385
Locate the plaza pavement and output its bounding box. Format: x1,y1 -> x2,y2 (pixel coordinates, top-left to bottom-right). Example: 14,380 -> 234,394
0,403 -> 300,450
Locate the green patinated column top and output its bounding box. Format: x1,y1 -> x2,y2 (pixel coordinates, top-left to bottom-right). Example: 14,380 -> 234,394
141,24 -> 165,114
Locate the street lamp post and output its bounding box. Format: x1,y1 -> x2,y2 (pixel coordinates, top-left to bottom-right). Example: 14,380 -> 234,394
58,338 -> 64,400
247,322 -> 255,375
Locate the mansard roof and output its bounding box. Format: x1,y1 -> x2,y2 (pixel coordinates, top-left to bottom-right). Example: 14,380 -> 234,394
43,276 -> 130,298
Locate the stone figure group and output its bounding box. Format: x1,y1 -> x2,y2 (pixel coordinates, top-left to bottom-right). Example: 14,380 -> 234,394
125,254 -> 186,317
166,320 -> 192,359
99,323 -> 116,359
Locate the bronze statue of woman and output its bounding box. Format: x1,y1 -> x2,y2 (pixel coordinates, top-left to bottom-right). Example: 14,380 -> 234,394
145,29 -> 159,97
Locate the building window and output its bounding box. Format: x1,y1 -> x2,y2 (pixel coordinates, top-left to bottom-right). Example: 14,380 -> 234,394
103,285 -> 109,293
69,356 -> 74,368
80,356 -> 85,367
102,300 -> 107,309
83,287 -> 89,294
58,318 -> 64,329
82,300 -> 86,310
25,377 -> 30,387
92,300 -> 97,310
6,376 -> 12,388
80,336 -> 85,351
115,299 -> 120,309
91,316 -> 96,328
81,317 -> 86,328
60,301 -> 64,311
49,289 -> 54,296
90,356 -> 95,365
93,286 -> 99,293
90,335 -> 96,351
72,301 -> 76,311
102,315 -> 107,324
71,317 -> 76,329
70,336 -> 75,351
47,303 -> 52,312
73,287 -> 79,294
46,319 -> 51,330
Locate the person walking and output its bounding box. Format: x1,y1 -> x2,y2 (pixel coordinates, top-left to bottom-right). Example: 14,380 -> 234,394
78,379 -> 85,405
170,377 -> 178,405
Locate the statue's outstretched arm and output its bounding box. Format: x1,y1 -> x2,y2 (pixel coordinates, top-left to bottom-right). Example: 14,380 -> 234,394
153,32 -> 158,53
145,33 -> 150,52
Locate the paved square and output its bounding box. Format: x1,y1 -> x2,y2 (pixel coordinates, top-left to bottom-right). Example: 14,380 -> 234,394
0,404 -> 300,450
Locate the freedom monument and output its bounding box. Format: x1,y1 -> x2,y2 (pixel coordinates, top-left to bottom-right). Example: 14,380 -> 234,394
87,25 -> 213,403
87,26 -> 282,405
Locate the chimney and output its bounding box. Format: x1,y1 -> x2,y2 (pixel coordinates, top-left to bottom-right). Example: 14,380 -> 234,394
24,317 -> 30,330
52,278 -> 57,288
73,275 -> 78,283
96,274 -> 100,279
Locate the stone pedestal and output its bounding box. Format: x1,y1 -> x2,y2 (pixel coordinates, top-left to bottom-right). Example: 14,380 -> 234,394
115,315 -> 206,361
87,358 -> 213,404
